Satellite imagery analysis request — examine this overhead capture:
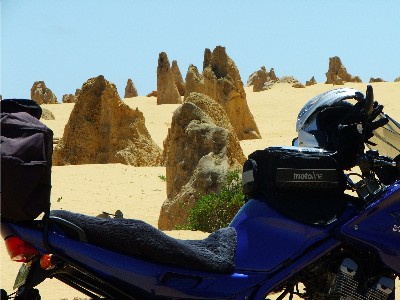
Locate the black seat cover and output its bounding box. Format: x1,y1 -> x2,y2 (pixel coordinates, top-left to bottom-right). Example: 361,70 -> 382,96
50,210 -> 237,273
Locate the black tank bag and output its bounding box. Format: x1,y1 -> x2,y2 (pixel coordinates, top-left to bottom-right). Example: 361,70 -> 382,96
242,146 -> 347,225
1,99 -> 53,221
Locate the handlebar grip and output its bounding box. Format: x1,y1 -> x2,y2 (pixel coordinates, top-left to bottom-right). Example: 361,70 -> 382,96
365,85 -> 374,116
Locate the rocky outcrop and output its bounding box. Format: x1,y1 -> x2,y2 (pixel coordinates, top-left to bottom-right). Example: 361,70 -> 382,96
146,90 -> 158,97
325,56 -> 362,84
41,108 -> 55,120
171,60 -> 186,96
124,78 -> 138,98
292,82 -> 305,88
184,46 -> 261,140
157,52 -> 182,105
247,67 -> 278,89
184,67 -> 200,92
247,66 -> 277,92
333,77 -> 344,85
185,65 -> 205,95
279,76 -> 301,84
31,81 -> 58,104
305,76 -> 317,86
158,100 -> 242,230
203,48 -> 212,70
183,92 -> 246,167
369,77 -> 386,83
53,75 -> 162,166
395,76 -> 400,82
62,94 -> 77,103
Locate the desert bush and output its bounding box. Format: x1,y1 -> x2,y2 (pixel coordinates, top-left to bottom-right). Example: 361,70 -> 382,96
186,169 -> 245,232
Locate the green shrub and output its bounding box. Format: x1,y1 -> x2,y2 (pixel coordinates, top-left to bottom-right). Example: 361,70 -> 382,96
186,169 -> 245,232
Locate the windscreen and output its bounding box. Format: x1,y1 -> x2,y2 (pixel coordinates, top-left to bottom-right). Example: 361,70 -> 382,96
368,114 -> 400,159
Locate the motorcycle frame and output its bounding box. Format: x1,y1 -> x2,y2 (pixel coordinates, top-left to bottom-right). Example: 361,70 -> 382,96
1,181 -> 399,299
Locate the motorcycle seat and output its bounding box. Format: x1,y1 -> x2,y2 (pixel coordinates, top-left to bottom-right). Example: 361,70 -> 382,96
50,210 -> 237,273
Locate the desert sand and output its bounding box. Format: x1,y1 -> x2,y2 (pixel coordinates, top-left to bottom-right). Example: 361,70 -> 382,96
1,82 -> 399,299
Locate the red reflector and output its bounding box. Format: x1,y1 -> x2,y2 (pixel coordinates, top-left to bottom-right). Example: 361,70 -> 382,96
40,254 -> 55,270
4,236 -> 39,262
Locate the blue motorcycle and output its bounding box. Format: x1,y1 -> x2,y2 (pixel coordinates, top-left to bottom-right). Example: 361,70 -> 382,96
1,86 -> 399,299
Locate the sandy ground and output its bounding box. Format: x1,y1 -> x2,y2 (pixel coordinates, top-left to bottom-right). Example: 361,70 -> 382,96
1,83 -> 399,299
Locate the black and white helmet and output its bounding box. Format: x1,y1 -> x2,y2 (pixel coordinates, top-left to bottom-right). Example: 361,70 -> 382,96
294,88 -> 365,150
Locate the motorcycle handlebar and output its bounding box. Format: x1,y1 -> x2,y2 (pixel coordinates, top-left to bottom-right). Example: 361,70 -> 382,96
372,159 -> 397,168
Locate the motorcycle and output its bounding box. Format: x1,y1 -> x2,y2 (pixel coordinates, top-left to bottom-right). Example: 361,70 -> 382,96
1,85 -> 399,299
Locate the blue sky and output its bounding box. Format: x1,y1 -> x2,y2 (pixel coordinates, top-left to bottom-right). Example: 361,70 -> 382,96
1,0 -> 399,100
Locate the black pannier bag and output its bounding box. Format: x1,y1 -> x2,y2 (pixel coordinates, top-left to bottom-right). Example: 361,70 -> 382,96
242,146 -> 347,225
1,99 -> 53,221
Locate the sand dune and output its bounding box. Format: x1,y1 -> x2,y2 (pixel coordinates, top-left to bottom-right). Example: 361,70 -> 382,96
1,83 -> 399,299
